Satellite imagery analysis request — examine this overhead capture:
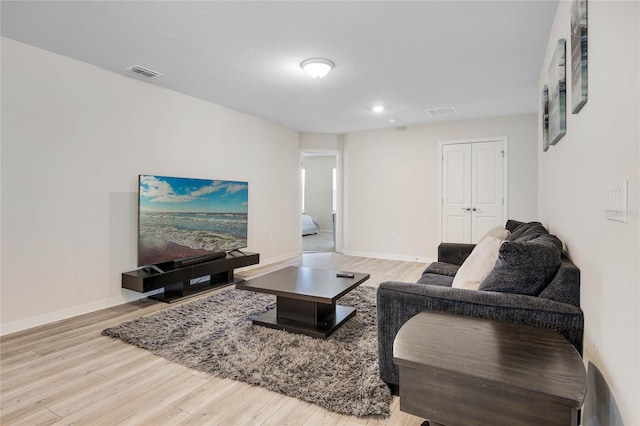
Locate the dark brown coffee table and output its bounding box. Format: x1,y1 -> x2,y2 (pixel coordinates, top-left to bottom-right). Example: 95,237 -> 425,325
236,266 -> 369,338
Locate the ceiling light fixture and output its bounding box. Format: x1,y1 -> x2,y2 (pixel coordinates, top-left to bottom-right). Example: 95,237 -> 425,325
300,58 -> 334,79
372,105 -> 385,113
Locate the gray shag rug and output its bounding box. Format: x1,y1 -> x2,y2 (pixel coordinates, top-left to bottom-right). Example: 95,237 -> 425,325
102,285 -> 391,417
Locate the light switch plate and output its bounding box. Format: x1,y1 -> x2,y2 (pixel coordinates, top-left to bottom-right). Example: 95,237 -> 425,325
605,178 -> 628,223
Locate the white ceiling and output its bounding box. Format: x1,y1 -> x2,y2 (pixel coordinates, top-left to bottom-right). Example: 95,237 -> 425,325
1,1 -> 557,134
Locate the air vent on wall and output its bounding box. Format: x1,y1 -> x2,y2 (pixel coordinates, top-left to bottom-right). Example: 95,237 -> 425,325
425,106 -> 458,118
126,65 -> 163,78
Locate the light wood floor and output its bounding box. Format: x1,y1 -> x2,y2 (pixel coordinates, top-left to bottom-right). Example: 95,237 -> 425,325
1,253 -> 427,426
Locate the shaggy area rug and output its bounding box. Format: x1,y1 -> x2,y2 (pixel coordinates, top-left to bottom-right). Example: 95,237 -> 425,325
102,285 -> 391,417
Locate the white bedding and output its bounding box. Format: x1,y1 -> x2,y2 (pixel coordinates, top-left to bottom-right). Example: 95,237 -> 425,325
302,214 -> 320,236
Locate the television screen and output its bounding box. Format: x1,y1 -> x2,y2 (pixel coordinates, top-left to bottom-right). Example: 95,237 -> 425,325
138,174 -> 248,266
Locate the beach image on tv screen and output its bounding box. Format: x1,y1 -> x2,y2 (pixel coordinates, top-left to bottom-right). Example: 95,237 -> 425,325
138,175 -> 248,266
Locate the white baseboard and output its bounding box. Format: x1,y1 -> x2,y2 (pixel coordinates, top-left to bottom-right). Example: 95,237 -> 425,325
0,291 -> 157,337
341,249 -> 434,264
1,252 -> 305,337
0,250 -> 430,337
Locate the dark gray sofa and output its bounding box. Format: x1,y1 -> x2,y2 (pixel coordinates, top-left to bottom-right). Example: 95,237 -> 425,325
376,220 -> 584,393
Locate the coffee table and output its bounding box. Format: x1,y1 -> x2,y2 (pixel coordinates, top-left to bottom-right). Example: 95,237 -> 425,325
236,266 -> 369,338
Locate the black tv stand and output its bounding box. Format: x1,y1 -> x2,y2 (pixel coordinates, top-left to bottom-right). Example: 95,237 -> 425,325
142,264 -> 165,274
122,251 -> 259,303
227,249 -> 247,256
173,251 -> 226,267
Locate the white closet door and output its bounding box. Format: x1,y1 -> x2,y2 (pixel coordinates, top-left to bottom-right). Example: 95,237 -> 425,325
471,141 -> 505,242
441,140 -> 505,244
442,144 -> 472,243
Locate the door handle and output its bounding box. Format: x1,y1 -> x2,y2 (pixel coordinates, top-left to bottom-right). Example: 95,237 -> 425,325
462,207 -> 472,212
472,208 -> 483,213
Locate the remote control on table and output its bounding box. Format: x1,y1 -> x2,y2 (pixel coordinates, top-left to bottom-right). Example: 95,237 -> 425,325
336,273 -> 355,278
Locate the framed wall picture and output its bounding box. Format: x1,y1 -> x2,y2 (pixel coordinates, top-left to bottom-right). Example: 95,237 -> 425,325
542,85 -> 550,151
548,39 -> 566,145
571,0 -> 588,113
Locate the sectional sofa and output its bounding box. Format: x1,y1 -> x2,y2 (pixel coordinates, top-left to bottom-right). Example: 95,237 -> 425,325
376,220 -> 584,393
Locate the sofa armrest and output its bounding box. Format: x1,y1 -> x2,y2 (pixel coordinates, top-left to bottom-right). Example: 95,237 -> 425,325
376,281 -> 584,387
437,243 -> 476,265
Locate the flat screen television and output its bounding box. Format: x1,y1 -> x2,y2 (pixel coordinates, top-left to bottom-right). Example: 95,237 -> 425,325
137,174 -> 248,267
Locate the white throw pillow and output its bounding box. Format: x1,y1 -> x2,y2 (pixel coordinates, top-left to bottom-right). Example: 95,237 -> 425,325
478,225 -> 510,242
452,236 -> 503,290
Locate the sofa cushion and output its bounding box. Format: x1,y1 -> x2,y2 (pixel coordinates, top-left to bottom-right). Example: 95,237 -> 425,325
538,255 -> 581,307
479,225 -> 510,242
437,243 -> 476,266
452,236 -> 502,290
423,262 -> 459,277
416,273 -> 454,287
479,235 -> 562,296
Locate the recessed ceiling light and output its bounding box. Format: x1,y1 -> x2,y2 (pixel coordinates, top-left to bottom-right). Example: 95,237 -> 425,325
300,58 -> 334,79
388,118 -> 397,123
372,105 -> 385,113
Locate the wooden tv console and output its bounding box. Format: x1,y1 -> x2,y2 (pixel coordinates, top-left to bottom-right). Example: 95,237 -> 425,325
122,251 -> 259,303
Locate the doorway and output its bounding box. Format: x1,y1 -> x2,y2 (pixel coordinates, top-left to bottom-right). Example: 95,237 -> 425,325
438,138 -> 509,243
301,152 -> 338,253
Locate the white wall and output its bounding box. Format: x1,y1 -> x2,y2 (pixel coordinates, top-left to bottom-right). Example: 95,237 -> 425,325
342,114 -> 538,261
538,2 -> 639,424
1,38 -> 301,334
299,133 -> 343,152
302,156 -> 336,232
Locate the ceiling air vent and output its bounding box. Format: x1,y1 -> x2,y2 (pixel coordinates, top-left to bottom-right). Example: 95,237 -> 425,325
126,65 -> 163,79
425,106 -> 458,118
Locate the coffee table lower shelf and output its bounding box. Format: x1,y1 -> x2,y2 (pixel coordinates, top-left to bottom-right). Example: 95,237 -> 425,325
252,303 -> 355,339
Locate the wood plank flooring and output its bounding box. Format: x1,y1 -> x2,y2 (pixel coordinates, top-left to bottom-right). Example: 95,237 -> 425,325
0,253 -> 427,426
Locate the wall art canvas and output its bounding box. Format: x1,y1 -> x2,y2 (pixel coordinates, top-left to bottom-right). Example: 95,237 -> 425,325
571,0 -> 588,113
542,85 -> 550,151
548,39 -> 566,145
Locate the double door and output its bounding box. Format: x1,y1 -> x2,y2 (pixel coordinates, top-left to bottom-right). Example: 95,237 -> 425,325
441,139 -> 506,243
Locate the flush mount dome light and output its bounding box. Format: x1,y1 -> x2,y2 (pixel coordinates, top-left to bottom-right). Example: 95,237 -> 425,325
372,105 -> 385,113
300,58 -> 334,79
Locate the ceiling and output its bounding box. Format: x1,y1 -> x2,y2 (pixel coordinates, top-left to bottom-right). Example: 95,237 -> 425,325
1,1 -> 557,134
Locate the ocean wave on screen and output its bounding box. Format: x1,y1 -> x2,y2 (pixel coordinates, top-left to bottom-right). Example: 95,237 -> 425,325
140,211 -> 247,250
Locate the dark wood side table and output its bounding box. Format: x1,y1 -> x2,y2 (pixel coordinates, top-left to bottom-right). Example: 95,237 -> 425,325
393,311 -> 587,426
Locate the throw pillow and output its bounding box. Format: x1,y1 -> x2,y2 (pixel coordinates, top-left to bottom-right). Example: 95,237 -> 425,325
452,236 -> 503,290
505,219 -> 526,233
478,238 -> 562,296
478,225 -> 510,242
507,221 -> 548,242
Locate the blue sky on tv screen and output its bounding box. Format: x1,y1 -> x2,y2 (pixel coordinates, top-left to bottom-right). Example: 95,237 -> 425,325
139,175 -> 248,213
